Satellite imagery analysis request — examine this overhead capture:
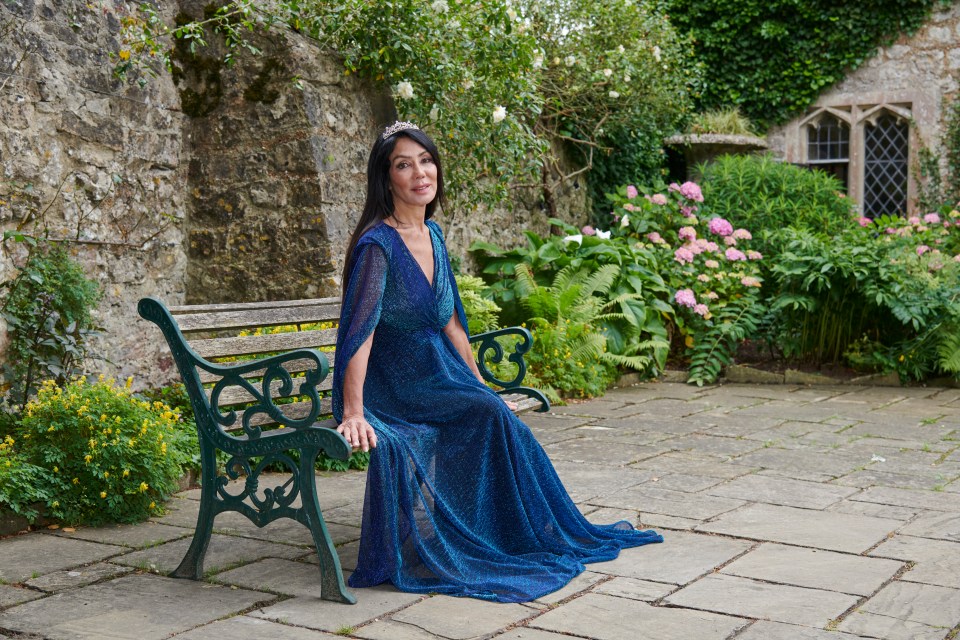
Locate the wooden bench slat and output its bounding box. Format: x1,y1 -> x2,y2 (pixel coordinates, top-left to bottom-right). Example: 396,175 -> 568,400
191,329 -> 338,359
175,304 -> 342,333
205,366 -> 335,404
168,297 -> 339,314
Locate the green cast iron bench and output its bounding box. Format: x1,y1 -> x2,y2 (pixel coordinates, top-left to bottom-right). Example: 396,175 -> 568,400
137,296 -> 549,604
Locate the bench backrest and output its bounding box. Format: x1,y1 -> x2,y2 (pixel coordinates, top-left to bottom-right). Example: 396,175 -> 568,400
140,297 -> 343,438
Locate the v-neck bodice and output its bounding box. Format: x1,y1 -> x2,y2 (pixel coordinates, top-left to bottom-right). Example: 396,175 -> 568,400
383,222 -> 437,290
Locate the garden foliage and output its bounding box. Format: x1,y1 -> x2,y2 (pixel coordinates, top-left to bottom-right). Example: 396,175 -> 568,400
15,377 -> 185,525
0,236 -> 101,407
664,0 -> 948,125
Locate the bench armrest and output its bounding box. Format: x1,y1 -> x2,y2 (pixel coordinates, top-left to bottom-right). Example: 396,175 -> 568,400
470,327 -> 550,412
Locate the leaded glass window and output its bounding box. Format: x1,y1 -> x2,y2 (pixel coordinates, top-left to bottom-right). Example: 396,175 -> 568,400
807,115 -> 850,189
863,114 -> 909,218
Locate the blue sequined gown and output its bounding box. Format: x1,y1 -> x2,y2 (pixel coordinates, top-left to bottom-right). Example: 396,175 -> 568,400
333,220 -> 662,603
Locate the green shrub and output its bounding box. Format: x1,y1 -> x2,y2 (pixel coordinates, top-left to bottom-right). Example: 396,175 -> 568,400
0,435 -> 54,522
0,237 -> 101,407
699,154 -> 855,255
18,377 -> 183,525
770,211 -> 960,380
455,274 -> 502,335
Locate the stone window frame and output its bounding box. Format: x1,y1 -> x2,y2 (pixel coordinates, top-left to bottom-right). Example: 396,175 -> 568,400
797,99 -> 921,216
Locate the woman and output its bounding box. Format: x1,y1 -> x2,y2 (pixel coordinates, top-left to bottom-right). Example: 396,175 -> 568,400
333,121 -> 662,603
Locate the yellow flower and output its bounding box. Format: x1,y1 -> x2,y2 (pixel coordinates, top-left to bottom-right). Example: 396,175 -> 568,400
139,482 -> 149,493
122,469 -> 130,478
72,477 -> 79,484
103,471 -> 110,479
149,501 -> 156,509
84,454 -> 93,464
51,501 -> 59,508
161,442 -> 167,454
125,376 -> 134,389
100,491 -> 107,499
100,414 -> 107,422
53,466 -> 59,473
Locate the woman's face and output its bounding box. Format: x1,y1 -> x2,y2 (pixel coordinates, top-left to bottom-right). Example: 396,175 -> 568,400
387,137 -> 437,214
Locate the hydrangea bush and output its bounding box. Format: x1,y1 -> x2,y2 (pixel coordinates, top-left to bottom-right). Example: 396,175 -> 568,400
604,181 -> 765,384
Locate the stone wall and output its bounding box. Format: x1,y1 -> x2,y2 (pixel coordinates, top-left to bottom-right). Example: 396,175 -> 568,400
0,0 -> 188,384
0,0 -> 584,387
766,1 -> 960,211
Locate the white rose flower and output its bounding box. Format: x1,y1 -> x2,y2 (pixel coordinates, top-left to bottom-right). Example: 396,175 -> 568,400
563,234 -> 583,246
565,55 -> 576,67
620,214 -> 630,228
492,105 -> 507,123
618,45 -> 625,54
429,104 -> 440,121
603,68 -> 613,77
652,45 -> 662,62
463,78 -> 475,90
396,81 -> 415,100
609,90 -> 620,98
624,74 -> 631,82
533,55 -> 544,69
506,7 -> 517,20
553,57 -> 561,66
596,230 -> 611,239
431,0 -> 449,12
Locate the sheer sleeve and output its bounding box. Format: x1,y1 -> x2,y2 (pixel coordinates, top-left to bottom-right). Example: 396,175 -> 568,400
332,240 -> 389,422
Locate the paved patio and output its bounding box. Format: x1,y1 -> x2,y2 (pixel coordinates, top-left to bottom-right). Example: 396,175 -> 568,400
0,382 -> 958,639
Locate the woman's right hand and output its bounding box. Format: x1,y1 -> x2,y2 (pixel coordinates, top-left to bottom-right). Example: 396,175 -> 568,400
337,414 -> 378,452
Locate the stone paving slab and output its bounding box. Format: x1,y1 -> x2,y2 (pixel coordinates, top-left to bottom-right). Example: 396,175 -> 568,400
212,558 -> 338,597
855,580 -> 960,628
541,438 -> 669,466
171,616 -> 343,639
664,573 -> 860,627
251,584 -> 422,632
849,485 -> 960,511
390,595 -> 536,640
591,484 -> 746,520
549,460 -> 653,503
0,534 -> 123,583
697,502 -> 901,553
630,452 -> 757,479
24,562 -> 134,593
898,510 -> 960,541
832,467 -> 955,491
837,611 -> 950,640
643,473 -> 724,493
704,474 -> 859,510
731,447 -> 864,478
827,499 -> 919,521
869,535 -> 960,588
589,530 -> 752,584
45,521 -> 190,548
0,573 -> 275,640
719,543 -> 903,596
529,592 -> 748,640
114,532 -> 304,574
0,584 -> 43,608
734,620 -> 866,639
591,576 -> 675,601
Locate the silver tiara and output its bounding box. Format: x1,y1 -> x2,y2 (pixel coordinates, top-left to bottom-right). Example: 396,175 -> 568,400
382,121 -> 420,139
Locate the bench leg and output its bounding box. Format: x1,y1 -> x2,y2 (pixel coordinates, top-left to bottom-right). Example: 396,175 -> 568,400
171,440 -> 218,580
299,447 -> 356,604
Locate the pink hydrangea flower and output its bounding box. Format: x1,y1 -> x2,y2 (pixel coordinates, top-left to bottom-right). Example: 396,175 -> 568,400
708,217 -> 734,237
732,228 -> 752,240
693,304 -> 709,317
746,250 -> 763,260
704,291 -> 719,300
646,231 -> 665,244
674,247 -> 695,264
724,236 -> 738,246
623,203 -> 636,211
680,206 -> 697,218
924,213 -> 941,224
741,276 -> 762,287
626,185 -> 638,199
908,216 -> 921,225
668,182 -> 681,193
704,259 -> 720,269
648,193 -> 667,205
697,274 -> 710,282
687,242 -> 704,255
581,225 -> 596,236
725,248 -> 747,261
678,226 -> 697,241
674,288 -> 697,307
679,181 -> 704,202
696,239 -> 719,253
917,245 -> 930,256
954,254 -> 960,262
857,217 -> 872,227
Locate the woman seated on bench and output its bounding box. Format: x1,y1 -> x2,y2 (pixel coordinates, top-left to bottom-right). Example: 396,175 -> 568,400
333,121 -> 662,603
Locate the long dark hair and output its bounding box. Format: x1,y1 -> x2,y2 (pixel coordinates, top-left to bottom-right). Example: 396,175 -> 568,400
341,126 -> 446,294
